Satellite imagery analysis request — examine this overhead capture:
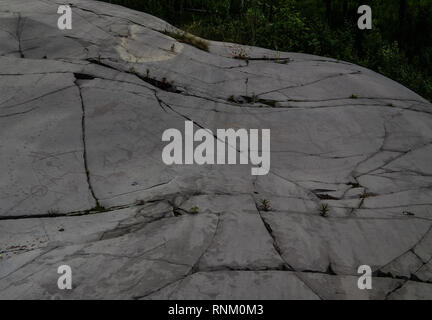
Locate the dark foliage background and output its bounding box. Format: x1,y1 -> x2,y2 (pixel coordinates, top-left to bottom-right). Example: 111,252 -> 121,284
101,0 -> 432,102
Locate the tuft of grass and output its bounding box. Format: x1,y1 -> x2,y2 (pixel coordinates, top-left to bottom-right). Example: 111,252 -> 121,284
190,206 -> 199,214
347,182 -> 360,188
135,200 -> 146,206
92,204 -> 107,213
48,209 -> 59,216
251,92 -> 259,104
403,211 -> 415,216
360,191 -> 376,199
129,66 -> 136,74
259,199 -> 271,212
173,207 -> 184,217
164,30 -> 209,52
350,94 -> 358,99
319,203 -> 330,217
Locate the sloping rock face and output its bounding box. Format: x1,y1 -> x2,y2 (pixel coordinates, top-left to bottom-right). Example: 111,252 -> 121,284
1,0 -> 432,300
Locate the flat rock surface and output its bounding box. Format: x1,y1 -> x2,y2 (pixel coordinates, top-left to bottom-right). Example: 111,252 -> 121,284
0,0 -> 431,299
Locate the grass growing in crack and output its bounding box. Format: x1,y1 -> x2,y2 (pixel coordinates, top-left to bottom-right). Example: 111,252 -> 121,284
259,199 -> 271,212
47,209 -> 59,216
316,193 -> 338,200
85,204 -> 107,214
163,30 -> 209,52
141,70 -> 178,93
228,95 -> 236,103
347,182 -> 360,188
403,211 -> 415,216
251,92 -> 259,104
350,94 -> 358,99
95,204 -> 106,212
360,191 -> 376,199
189,206 -> 200,214
135,200 -> 146,206
319,203 -> 330,217
172,207 -> 184,217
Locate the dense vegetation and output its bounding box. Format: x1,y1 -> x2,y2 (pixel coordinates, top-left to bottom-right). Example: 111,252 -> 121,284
102,0 -> 432,101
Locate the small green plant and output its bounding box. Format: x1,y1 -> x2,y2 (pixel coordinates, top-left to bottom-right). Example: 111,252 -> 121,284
260,199 -> 271,212
146,68 -> 150,78
251,92 -> 258,104
190,206 -> 199,214
170,43 -> 175,52
92,204 -> 106,213
319,203 -> 330,217
172,207 -> 184,217
360,191 -> 376,199
403,211 -> 415,216
228,95 -> 236,103
129,66 -> 136,74
135,199 -> 146,206
350,94 -> 358,99
48,209 -> 59,216
347,182 -> 361,188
